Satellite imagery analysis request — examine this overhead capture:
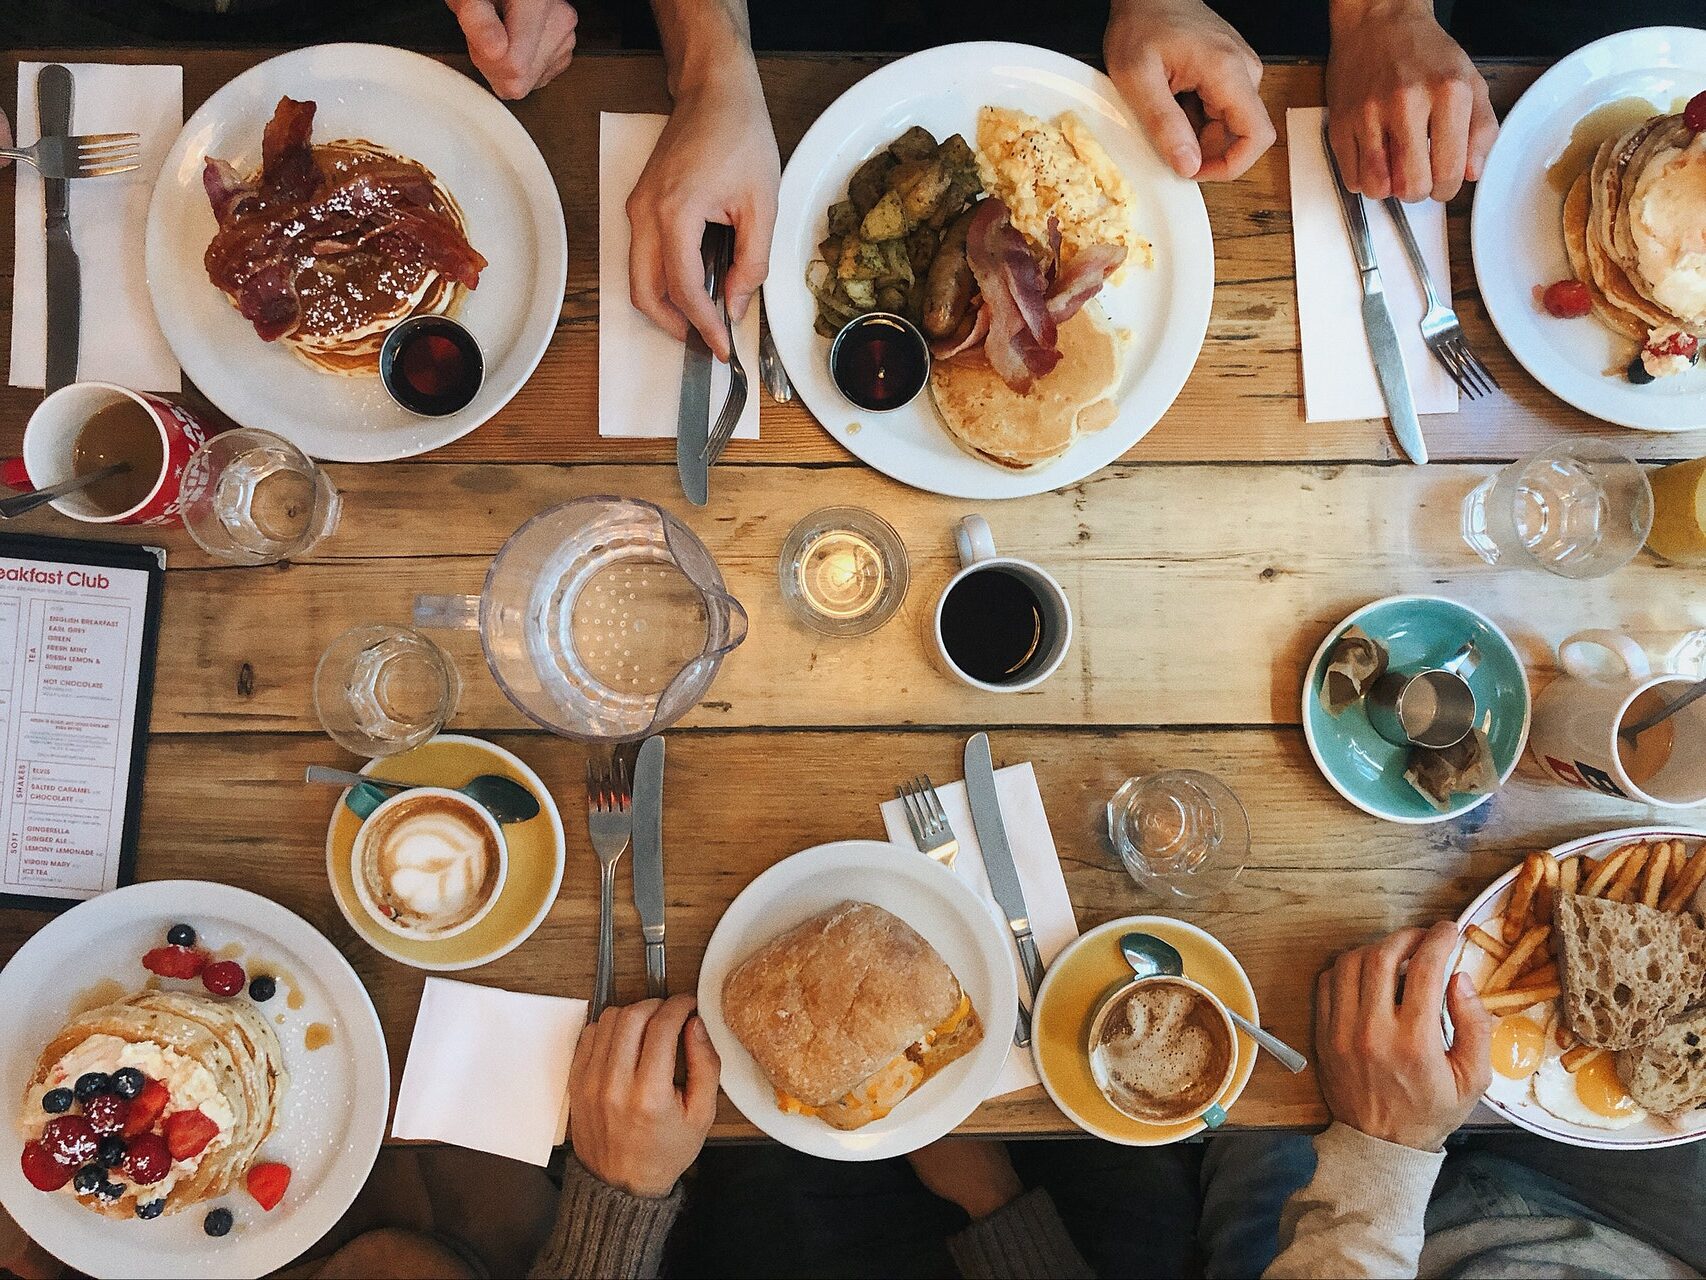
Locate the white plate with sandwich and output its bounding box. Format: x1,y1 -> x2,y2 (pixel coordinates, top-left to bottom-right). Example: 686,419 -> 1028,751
769,42 -> 1212,499
698,841 -> 1017,1160
1452,826 -> 1706,1149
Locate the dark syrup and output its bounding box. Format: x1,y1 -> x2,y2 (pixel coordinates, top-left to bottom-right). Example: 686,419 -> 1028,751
381,317 -> 483,416
831,315 -> 928,412
940,568 -> 1048,684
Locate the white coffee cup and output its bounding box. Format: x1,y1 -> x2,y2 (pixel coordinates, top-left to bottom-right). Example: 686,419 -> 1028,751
1529,630 -> 1706,808
932,515 -> 1073,693
351,787 -> 509,940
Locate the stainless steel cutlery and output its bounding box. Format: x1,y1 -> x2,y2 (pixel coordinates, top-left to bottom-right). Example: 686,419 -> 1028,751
631,736 -> 668,999
1382,196 -> 1498,398
585,755 -> 633,1020
2,132 -> 140,180
964,732 -> 1044,1049
39,65 -> 81,394
897,775 -> 958,870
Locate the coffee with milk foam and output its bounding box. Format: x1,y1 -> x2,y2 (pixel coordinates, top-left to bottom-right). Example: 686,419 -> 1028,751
1090,979 -> 1233,1123
356,794 -> 502,937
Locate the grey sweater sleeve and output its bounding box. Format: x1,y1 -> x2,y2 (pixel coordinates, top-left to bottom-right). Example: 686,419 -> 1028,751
948,1187 -> 1095,1279
528,1154 -> 683,1280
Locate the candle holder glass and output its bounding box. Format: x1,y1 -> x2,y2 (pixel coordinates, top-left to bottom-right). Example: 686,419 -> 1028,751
778,506 -> 909,637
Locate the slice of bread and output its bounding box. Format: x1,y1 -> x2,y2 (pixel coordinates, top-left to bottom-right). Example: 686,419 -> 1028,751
1555,893 -> 1706,1050
1616,1007 -> 1706,1119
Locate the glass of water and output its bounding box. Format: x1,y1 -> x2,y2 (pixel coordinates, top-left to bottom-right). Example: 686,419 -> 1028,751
1108,770 -> 1248,900
180,428 -> 341,565
1461,444 -> 1652,578
314,624 -> 460,758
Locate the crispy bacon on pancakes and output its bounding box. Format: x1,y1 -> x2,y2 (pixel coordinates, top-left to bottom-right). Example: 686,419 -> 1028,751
202,96 -> 485,376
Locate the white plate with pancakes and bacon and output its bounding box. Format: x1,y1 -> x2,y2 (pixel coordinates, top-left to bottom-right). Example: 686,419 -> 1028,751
769,42 -> 1213,499
1472,26 -> 1706,430
145,44 -> 567,462
1452,827 -> 1706,1150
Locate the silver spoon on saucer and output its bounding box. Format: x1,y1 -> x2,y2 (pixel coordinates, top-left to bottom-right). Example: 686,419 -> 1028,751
1121,931 -> 1308,1074
304,765 -> 540,825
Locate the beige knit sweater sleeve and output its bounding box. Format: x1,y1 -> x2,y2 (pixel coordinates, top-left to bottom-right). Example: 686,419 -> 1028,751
528,1155 -> 683,1280
1264,1123 -> 1445,1280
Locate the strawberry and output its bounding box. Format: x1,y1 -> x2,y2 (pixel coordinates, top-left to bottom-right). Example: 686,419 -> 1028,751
39,1115 -> 98,1168
20,1141 -> 73,1191
1686,90 -> 1706,134
201,960 -> 245,998
163,1109 -> 218,1161
123,1133 -> 172,1186
1542,279 -> 1592,319
143,945 -> 206,980
83,1094 -> 130,1135
122,1081 -> 169,1138
1647,330 -> 1700,361
246,1161 -> 291,1211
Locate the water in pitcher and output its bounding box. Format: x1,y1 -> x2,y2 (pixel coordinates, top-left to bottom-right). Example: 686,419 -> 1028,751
1461,448 -> 1651,579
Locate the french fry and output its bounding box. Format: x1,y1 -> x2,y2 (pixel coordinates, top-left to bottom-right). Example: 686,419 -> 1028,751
1537,853 -> 1561,923
1642,841 -> 1672,909
1516,954 -> 1557,983
1480,983 -> 1562,1014
1484,924 -> 1551,994
1561,1044 -> 1602,1073
1505,855 -> 1545,941
1559,856 -> 1580,897
1554,1022 -> 1572,1050
1661,845 -> 1706,913
1466,923 -> 1511,962
1607,845 -> 1652,903
1580,845 -> 1637,899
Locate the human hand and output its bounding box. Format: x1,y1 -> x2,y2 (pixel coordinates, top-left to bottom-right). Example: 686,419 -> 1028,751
1104,0 -> 1275,181
627,64 -> 778,360
568,995 -> 720,1198
0,111 -> 11,171
1326,0 -> 1497,201
907,1138 -> 1024,1221
1315,920 -> 1493,1152
447,0 -> 578,100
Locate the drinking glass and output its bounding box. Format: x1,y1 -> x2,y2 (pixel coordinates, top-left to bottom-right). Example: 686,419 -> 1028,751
1108,769 -> 1248,900
314,625 -> 460,758
180,428 -> 341,565
777,506 -> 909,637
1460,444 -> 1652,578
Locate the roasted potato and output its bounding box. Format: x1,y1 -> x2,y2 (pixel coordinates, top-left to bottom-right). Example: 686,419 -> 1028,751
876,284 -> 908,314
842,278 -> 877,309
859,189 -> 908,242
888,125 -> 939,162
827,200 -> 860,237
848,151 -> 899,214
837,236 -> 889,281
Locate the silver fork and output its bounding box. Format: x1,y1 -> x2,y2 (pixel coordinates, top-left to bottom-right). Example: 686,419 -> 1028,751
586,756 -> 633,1021
1,133 -> 140,179
702,225 -> 750,465
897,775 -> 958,870
1382,196 -> 1499,398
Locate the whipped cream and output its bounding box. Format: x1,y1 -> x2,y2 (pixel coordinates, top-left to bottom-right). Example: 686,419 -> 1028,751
1631,134 -> 1706,324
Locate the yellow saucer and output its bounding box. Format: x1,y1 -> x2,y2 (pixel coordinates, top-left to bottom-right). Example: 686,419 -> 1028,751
1032,915 -> 1258,1144
325,734 -> 566,970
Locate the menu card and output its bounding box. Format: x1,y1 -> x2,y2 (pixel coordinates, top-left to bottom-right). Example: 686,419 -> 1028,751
0,536 -> 164,910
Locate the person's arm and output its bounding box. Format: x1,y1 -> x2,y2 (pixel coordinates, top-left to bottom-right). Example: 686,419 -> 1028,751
1103,0 -> 1275,181
530,996 -> 720,1280
906,1139 -> 1094,1280
1324,0 -> 1498,201
446,0 -> 580,100
1266,922 -> 1494,1280
627,0 -> 779,360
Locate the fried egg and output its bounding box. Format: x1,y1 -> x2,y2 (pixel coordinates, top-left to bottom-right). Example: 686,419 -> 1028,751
1531,1052 -> 1647,1130
1490,1011 -> 1550,1080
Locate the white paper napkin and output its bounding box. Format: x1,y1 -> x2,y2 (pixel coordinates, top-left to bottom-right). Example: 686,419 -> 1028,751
1287,106 -> 1457,423
10,62 -> 182,392
598,112 -> 758,440
880,763 -> 1080,1100
391,978 -> 588,1167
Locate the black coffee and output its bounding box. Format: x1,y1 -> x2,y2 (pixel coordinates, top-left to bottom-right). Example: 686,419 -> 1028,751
940,568 -> 1048,684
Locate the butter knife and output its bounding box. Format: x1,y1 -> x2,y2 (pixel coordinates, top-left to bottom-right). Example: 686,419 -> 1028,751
674,227 -> 721,507
631,736 -> 667,999
1322,122 -> 1427,465
964,732 -> 1042,1049
39,65 -> 80,393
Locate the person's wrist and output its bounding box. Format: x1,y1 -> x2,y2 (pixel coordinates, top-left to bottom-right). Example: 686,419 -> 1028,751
1329,0 -> 1430,34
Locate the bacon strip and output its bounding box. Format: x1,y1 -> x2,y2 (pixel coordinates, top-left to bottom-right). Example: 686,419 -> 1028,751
1046,243 -> 1126,325
260,96 -> 318,203
201,158 -> 258,224
930,297 -> 991,362
965,199 -> 1060,392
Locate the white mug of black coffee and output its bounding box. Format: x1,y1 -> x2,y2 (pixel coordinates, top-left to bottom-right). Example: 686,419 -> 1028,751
933,515 -> 1072,692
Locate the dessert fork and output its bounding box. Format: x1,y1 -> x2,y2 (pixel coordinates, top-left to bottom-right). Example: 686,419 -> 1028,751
898,775 -> 958,871
586,756 -> 633,1020
1,132 -> 140,179
701,224 -> 749,465
1382,196 -> 1499,398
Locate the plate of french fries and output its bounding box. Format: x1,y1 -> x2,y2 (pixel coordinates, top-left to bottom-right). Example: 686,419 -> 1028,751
1451,826 -> 1706,1148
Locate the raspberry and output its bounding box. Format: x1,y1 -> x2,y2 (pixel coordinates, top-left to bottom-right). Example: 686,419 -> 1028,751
1685,90 -> 1706,134
40,1115 -> 99,1168
123,1133 -> 172,1186
83,1094 -> 130,1136
1542,279 -> 1593,319
1648,331 -> 1699,361
201,960 -> 245,998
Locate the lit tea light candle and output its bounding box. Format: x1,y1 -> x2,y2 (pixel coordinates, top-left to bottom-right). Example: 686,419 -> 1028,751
778,507 -> 909,637
798,531 -> 886,620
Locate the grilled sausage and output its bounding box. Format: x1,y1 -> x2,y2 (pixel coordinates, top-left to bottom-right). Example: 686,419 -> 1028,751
922,206 -> 978,339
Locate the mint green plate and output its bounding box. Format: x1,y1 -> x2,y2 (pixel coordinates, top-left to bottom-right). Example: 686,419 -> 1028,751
1302,595 -> 1531,824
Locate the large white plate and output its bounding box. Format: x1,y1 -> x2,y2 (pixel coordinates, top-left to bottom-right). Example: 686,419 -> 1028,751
0,881 -> 390,1277
145,44 -> 567,462
1453,826 -> 1706,1150
697,840 -> 1017,1160
768,42 -> 1213,499
1471,27 -> 1706,431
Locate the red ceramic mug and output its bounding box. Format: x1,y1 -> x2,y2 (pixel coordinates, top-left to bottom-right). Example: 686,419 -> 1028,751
6,382 -> 212,526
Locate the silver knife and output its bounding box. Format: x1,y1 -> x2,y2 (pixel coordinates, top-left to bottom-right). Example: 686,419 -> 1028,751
963,732 -> 1042,1048
675,228 -> 720,507
1322,121 -> 1427,465
39,65 -> 80,393
631,736 -> 667,999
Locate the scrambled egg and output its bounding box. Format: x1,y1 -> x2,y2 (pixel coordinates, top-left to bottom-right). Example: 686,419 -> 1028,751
975,107 -> 1150,279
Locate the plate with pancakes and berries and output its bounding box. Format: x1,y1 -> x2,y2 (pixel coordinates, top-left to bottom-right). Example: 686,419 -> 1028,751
1452,826 -> 1706,1150
0,881 -> 388,1278
145,43 -> 566,462
1472,26 -> 1706,430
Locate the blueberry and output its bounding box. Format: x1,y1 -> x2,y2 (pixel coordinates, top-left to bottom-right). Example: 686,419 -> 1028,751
1627,355 -> 1656,385
110,1068 -> 145,1100
204,1207 -> 234,1237
248,975 -> 277,1003
167,923 -> 196,947
94,1179 -> 126,1203
72,1165 -> 103,1194
95,1136 -> 126,1168
136,1199 -> 165,1220
73,1072 -> 111,1101
41,1088 -> 74,1114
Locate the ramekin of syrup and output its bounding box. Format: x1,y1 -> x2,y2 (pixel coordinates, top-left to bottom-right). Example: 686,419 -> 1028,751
829,312 -> 930,412
379,315 -> 485,417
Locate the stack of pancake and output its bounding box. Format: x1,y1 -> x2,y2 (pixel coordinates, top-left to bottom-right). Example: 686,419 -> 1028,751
1562,111 -> 1706,375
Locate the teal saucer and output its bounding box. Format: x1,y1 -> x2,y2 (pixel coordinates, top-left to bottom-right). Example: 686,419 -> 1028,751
1302,595 -> 1531,824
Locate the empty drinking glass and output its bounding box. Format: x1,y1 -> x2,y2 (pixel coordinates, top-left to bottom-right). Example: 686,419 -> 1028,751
1108,770 -> 1248,900
1460,444 -> 1652,579
314,625 -> 460,758
180,428 -> 341,565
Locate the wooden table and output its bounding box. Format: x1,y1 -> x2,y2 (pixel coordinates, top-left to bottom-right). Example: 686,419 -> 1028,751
0,50 -> 1699,1140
